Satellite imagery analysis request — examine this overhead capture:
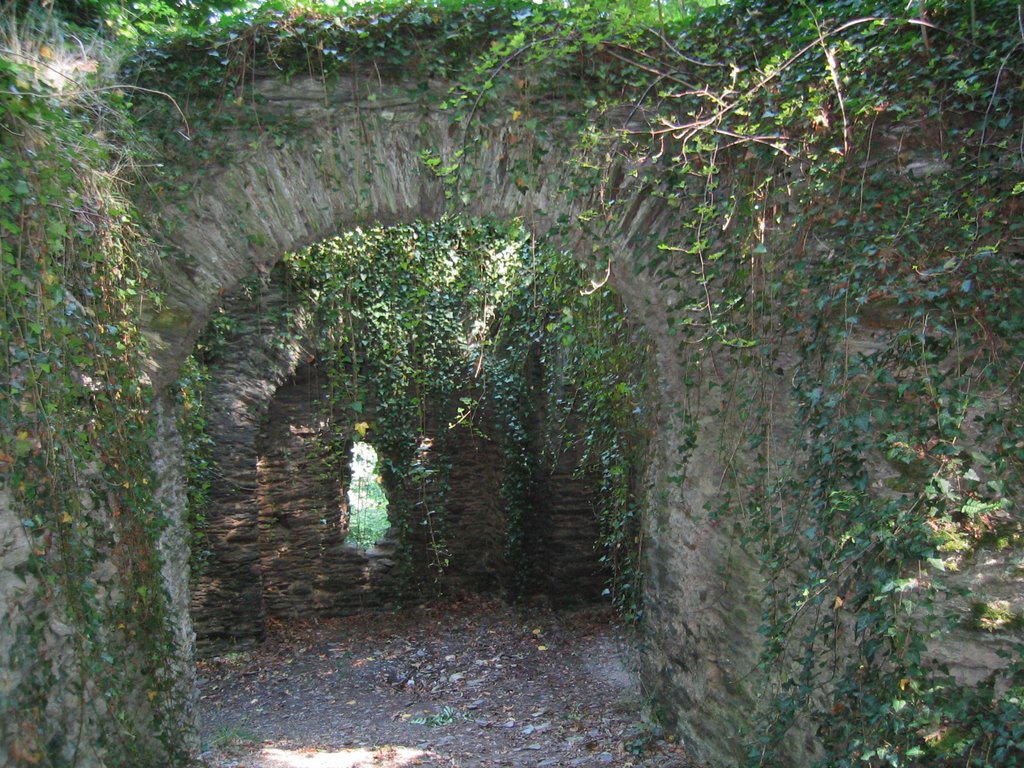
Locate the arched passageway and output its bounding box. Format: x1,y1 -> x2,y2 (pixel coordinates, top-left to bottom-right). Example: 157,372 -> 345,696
189,218 -> 642,647
137,70 -> 761,766
6,6 -> 1022,767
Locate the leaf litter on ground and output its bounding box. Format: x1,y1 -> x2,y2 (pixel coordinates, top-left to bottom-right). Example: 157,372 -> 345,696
198,598 -> 701,768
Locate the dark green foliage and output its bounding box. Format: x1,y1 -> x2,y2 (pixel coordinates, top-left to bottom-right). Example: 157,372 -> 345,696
125,1 -> 530,87
491,251 -> 653,616
175,355 -> 213,578
285,219 -> 500,583
23,0 -> 247,38
0,17 -> 184,766
278,217 -> 650,603
437,0 -> 1024,763
9,0 -> 1024,764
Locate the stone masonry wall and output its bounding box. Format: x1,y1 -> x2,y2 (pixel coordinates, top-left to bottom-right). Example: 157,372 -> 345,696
190,278 -> 312,650
196,306 -> 613,640
134,73 -> 777,766
184,251 -> 619,642
132,69 -> 1024,767
256,362 -> 399,618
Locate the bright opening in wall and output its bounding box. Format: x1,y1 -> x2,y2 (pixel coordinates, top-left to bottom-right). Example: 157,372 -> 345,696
347,442 -> 389,548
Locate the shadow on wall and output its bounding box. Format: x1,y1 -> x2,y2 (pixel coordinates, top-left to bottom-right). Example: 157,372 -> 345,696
193,314 -> 617,652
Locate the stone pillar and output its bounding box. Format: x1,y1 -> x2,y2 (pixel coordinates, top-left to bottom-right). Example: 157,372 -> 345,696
151,393 -> 199,754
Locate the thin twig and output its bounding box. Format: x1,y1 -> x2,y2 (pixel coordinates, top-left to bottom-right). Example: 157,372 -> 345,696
978,37 -> 1023,160
644,26 -> 728,69
460,35 -> 557,152
806,3 -> 850,155
605,44 -> 699,92
857,111 -> 879,218
623,72 -> 669,128
710,128 -> 794,155
580,260 -> 612,296
621,17 -> 888,145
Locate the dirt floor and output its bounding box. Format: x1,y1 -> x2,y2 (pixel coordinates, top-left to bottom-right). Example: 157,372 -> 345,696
197,599 -> 700,768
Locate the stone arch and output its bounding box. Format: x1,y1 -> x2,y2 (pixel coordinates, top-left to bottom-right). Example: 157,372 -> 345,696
138,73 -> 761,767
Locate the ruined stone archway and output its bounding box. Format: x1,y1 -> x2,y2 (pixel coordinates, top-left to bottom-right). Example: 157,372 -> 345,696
188,254 -> 618,649
138,73 -> 763,767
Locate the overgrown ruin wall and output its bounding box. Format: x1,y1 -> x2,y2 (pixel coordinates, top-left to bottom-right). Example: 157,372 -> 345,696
188,276 -> 301,646
255,361 -> 401,620
191,271 -> 611,651
5,9 -> 1023,768
130,72 -> 772,766
129,71 -> 1023,768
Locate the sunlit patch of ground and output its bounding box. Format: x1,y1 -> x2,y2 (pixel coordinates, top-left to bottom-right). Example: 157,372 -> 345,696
261,745 -> 430,767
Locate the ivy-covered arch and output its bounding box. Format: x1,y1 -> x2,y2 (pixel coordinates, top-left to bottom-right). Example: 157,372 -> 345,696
119,3 -> 1024,765
142,75 -> 582,386
6,3 -> 1024,767
133,62 -> 757,766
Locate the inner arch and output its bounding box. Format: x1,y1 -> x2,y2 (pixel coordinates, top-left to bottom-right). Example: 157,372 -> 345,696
189,218 -> 652,643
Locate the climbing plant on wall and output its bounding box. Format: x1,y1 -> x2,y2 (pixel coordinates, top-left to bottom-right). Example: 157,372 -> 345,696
480,241 -> 653,616
0,10 -> 185,766
175,354 -> 213,578
275,216 -> 651,602
442,1 -> 1024,765
282,218 -> 506,581
14,0 -> 1024,764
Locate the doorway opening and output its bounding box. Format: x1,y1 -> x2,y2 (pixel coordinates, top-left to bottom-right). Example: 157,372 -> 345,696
188,217 -> 652,640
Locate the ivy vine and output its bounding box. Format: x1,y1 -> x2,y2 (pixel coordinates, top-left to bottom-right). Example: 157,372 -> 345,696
266,217 -> 650,604
9,0 -> 1024,766
436,0 -> 1024,763
1,11 -> 185,767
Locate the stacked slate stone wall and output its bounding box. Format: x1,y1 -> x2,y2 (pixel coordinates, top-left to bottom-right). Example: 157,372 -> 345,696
256,362 -> 400,619
189,277 -> 313,650
193,278 -> 611,651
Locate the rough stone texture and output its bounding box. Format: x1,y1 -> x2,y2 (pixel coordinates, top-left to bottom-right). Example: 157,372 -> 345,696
138,76 -> 586,393
191,283 -> 614,647
1,462 -> 188,767
530,468 -> 609,604
189,277 -> 314,650
256,362 -> 400,618
0,487 -> 33,768
611,276 -> 769,760
523,404 -> 612,605
931,546 -> 1024,685
377,400 -> 612,605
425,426 -> 512,596
129,73 -> 781,767
128,72 -> 1024,768
151,394 -> 200,752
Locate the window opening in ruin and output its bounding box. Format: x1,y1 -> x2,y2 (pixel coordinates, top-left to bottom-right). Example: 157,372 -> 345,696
346,441 -> 389,548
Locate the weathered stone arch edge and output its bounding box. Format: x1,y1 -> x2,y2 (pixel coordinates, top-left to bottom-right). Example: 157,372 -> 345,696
135,73 -> 766,767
